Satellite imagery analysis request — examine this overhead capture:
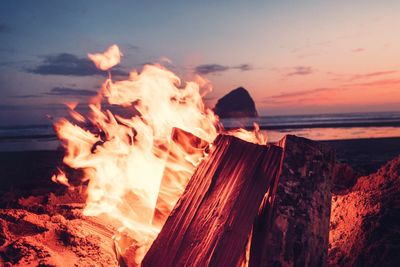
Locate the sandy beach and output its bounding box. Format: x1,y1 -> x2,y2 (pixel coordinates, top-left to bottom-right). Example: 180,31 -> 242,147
0,136 -> 399,204
323,137 -> 400,174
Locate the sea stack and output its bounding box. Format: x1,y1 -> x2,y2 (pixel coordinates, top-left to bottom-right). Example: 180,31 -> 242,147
214,87 -> 258,118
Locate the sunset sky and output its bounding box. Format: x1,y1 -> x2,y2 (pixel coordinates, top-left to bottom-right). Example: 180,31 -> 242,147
1,0 -> 400,125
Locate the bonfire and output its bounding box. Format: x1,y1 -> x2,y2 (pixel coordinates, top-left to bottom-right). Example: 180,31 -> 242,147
0,45 -> 339,267
52,45 -> 275,265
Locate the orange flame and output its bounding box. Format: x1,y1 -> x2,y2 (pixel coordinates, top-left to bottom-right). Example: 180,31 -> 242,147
88,44 -> 122,71
53,44 -> 266,264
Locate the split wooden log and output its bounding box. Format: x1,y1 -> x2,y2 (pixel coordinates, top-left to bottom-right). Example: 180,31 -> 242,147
142,134 -> 283,267
249,135 -> 335,267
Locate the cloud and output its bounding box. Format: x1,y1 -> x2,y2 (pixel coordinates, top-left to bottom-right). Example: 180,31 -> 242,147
45,87 -> 97,96
233,64 -> 252,71
264,87 -> 334,102
127,44 -> 140,51
13,94 -> 43,99
352,48 -> 365,53
0,23 -> 11,34
11,87 -> 97,99
0,103 -> 70,111
263,76 -> 400,105
195,64 -> 229,75
286,66 -> 313,76
195,63 -> 252,75
326,70 -> 398,83
26,53 -> 128,77
349,78 -> 400,88
349,71 -> 397,81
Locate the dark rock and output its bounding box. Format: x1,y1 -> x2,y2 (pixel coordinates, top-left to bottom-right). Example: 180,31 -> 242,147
329,156 -> 400,267
214,87 -> 258,118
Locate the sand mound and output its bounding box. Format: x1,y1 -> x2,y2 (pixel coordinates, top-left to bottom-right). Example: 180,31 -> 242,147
0,191 -> 118,267
329,156 -> 400,266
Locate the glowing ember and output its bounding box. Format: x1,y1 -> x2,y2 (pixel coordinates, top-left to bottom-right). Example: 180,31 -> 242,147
52,44 -> 266,264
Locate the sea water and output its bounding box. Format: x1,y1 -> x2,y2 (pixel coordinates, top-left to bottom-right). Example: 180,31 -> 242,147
1,111 -> 400,151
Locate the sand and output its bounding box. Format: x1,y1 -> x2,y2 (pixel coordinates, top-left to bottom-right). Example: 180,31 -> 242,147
0,136 -> 399,205
323,137 -> 400,174
0,136 -> 399,266
0,191 -> 118,266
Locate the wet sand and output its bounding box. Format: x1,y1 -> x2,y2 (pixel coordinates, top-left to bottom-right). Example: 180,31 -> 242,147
258,120 -> 400,130
0,150 -> 63,201
323,137 -> 400,174
0,137 -> 399,200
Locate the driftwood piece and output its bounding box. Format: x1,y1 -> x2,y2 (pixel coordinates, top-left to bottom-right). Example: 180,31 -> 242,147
250,135 -> 335,267
142,134 -> 282,267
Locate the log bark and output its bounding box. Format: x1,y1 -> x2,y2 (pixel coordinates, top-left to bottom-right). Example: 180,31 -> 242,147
249,135 -> 335,267
142,134 -> 282,267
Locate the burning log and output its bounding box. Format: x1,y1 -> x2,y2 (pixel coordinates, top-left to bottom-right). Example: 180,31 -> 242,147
249,135 -> 335,267
142,134 -> 282,267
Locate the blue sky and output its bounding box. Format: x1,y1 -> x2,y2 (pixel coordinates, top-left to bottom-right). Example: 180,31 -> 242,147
1,0 -> 400,125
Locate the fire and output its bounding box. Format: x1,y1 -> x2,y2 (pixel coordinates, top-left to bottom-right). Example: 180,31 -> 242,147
88,44 -> 122,71
53,44 -> 265,265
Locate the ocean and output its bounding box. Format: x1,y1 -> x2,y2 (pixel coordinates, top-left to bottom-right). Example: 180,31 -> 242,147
1,111 -> 400,151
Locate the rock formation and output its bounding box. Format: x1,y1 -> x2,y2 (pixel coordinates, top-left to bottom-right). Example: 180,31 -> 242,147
214,87 -> 258,118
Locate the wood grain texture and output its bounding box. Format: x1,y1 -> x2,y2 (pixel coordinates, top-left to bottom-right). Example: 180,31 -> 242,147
249,135 -> 335,267
142,134 -> 282,267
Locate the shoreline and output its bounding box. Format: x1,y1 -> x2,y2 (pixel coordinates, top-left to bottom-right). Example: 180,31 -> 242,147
1,136 -> 399,193
223,120 -> 400,130
1,136 -> 399,152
